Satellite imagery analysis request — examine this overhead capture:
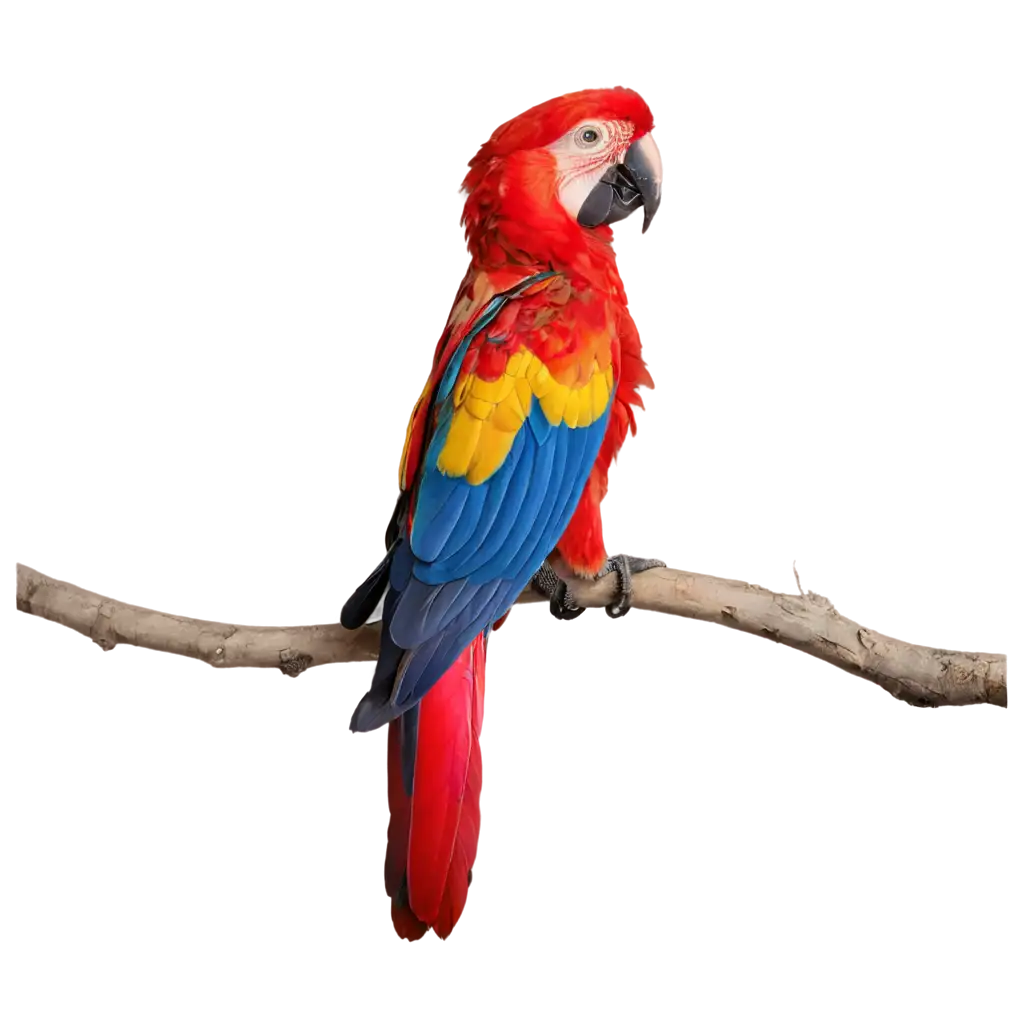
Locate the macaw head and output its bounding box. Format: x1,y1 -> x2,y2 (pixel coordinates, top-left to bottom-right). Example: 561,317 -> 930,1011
462,87 -> 662,266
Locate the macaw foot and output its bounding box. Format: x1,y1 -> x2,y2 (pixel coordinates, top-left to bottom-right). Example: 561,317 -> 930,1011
530,562 -> 585,621
530,555 -> 665,620
595,554 -> 666,619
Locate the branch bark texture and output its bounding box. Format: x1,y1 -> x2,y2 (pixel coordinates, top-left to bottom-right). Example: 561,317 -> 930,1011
16,563 -> 1006,708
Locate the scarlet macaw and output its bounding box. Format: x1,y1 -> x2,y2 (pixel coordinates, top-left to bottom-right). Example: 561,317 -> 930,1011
342,87 -> 663,939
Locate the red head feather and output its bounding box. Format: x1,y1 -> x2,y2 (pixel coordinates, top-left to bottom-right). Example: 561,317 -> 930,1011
461,87 -> 656,274
464,87 -> 654,183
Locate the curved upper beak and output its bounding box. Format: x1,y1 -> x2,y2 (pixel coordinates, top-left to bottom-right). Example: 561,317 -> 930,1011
623,132 -> 663,233
576,131 -> 663,234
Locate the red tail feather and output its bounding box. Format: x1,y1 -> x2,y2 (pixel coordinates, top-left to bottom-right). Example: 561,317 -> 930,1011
434,630 -> 485,929
384,634 -> 486,940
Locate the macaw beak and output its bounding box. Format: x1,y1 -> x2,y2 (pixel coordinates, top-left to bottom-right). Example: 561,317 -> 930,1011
577,132 -> 663,233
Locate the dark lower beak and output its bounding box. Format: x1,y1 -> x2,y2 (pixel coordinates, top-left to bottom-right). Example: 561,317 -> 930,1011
577,132 -> 663,234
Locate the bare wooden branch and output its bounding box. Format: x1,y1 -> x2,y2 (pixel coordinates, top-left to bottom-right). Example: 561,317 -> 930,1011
15,562 -> 1006,708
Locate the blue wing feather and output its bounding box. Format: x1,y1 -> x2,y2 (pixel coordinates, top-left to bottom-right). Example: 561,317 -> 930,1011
392,405 -> 610,708
512,415 -> 605,581
348,270 -> 612,733
527,401 -> 553,445
417,446 -> 509,578
410,481 -> 470,562
392,577 -> 509,709
417,425 -> 533,585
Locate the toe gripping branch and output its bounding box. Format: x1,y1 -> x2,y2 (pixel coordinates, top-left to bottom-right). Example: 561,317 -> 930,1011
531,562 -> 585,621
531,555 -> 666,620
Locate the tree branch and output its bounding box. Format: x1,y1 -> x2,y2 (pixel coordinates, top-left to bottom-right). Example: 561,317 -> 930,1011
15,562 -> 1006,708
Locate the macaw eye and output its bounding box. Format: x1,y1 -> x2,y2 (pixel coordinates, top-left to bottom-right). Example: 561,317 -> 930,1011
575,126 -> 602,147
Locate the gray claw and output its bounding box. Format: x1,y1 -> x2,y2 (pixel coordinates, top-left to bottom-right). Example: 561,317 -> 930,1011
530,562 -> 585,621
596,554 -> 666,618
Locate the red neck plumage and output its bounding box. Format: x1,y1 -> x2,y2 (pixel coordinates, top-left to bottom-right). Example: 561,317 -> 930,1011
461,151 -> 624,294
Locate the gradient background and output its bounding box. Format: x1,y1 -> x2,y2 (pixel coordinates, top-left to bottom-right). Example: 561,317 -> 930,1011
6,9 -> 1024,1024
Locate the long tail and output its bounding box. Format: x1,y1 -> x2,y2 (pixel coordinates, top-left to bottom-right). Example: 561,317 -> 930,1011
384,632 -> 486,940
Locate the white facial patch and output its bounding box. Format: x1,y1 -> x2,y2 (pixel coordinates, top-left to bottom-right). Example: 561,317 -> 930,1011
549,119 -> 635,220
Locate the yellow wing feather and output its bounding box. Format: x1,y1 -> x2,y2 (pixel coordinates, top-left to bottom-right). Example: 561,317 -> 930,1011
437,347 -> 616,486
399,378 -> 434,488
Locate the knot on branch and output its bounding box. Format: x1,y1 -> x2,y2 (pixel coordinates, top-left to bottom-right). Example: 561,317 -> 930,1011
278,651 -> 313,675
